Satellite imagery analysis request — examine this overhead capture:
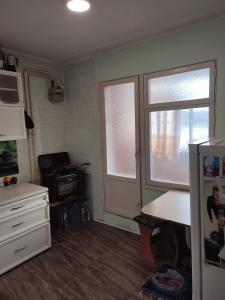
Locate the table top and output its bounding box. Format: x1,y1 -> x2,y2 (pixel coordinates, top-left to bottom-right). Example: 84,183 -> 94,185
0,183 -> 48,207
141,190 -> 191,227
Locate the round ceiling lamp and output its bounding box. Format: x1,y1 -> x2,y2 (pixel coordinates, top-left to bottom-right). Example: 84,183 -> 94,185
66,0 -> 91,12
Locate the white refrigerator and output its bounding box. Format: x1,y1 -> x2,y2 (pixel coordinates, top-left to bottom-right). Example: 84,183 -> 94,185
189,137 -> 225,300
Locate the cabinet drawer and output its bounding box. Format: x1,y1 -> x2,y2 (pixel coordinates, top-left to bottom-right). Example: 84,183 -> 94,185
0,205 -> 49,242
0,223 -> 51,275
0,193 -> 48,220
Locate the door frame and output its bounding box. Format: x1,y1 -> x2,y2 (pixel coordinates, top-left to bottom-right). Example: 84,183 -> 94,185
98,76 -> 142,218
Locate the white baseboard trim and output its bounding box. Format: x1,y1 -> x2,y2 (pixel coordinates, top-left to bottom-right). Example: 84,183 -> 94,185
94,218 -> 140,235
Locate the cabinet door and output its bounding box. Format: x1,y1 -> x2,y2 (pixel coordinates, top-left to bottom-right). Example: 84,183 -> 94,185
0,71 -> 24,106
0,106 -> 26,141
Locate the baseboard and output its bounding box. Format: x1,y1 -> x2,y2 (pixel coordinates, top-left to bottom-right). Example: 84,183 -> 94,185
94,218 -> 140,235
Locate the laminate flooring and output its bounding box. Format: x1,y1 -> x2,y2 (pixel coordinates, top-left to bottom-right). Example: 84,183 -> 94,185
0,222 -> 157,300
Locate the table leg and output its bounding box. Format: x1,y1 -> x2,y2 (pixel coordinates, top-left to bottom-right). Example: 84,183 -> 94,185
160,222 -> 179,265
138,223 -> 155,266
173,224 -> 191,267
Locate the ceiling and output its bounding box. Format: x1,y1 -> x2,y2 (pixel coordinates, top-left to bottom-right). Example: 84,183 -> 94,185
1,0 -> 225,64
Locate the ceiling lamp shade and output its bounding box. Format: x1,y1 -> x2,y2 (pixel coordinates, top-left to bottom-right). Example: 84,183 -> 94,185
66,0 -> 91,12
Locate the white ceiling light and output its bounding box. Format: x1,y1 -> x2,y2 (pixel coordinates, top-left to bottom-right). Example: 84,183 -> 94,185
66,0 -> 90,12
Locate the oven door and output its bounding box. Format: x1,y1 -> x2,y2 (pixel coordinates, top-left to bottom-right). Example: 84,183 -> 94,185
56,175 -> 78,198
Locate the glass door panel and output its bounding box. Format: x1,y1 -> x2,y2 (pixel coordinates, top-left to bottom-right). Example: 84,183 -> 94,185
0,90 -> 19,104
104,82 -> 136,178
0,73 -> 21,105
0,74 -> 18,90
101,77 -> 140,218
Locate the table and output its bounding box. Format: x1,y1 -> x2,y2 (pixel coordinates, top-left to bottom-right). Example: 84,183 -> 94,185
140,190 -> 191,266
141,190 -> 191,227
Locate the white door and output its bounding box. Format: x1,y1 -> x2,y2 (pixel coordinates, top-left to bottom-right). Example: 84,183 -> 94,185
100,77 -> 141,218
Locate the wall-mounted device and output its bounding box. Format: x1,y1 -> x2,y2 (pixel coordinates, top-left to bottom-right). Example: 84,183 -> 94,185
48,80 -> 64,103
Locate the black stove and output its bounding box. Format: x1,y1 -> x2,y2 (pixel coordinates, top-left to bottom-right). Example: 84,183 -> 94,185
38,152 -> 88,203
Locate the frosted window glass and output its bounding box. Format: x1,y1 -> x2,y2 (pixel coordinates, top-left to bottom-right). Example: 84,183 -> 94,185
104,82 -> 136,178
150,107 -> 209,185
148,68 -> 210,104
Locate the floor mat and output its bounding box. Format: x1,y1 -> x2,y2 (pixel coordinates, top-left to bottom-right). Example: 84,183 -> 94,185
137,264 -> 192,300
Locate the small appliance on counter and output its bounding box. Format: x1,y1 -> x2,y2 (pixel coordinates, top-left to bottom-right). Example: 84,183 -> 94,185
5,53 -> 18,72
0,46 -> 18,72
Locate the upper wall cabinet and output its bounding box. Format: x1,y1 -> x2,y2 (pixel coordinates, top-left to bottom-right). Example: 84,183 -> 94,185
0,70 -> 24,106
0,70 -> 26,141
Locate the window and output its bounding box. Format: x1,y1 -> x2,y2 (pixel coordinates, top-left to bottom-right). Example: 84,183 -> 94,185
144,61 -> 216,189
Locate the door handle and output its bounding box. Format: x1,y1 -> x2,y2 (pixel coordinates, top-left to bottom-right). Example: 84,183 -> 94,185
135,150 -> 140,158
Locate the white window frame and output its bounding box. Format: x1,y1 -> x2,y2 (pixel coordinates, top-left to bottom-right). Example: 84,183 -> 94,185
143,61 -> 216,190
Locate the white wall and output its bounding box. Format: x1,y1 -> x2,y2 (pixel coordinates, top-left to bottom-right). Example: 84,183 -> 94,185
64,60 -> 105,220
29,76 -> 68,181
63,59 -> 142,233
1,53 -> 63,183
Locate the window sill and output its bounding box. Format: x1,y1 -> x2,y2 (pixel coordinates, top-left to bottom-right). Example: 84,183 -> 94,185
143,182 -> 190,193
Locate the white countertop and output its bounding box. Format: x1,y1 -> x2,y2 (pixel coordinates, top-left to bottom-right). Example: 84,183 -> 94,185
0,183 -> 48,207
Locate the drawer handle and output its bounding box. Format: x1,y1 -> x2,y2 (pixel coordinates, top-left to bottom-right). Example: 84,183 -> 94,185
12,222 -> 25,228
11,206 -> 24,211
14,245 -> 28,254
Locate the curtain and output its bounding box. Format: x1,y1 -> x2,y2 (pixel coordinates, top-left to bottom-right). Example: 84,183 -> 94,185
151,110 -> 181,159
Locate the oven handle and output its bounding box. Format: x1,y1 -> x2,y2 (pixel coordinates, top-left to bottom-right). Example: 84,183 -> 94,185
56,176 -> 77,182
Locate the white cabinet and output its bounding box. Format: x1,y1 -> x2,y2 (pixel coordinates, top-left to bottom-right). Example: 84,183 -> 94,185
0,183 -> 51,275
0,106 -> 26,140
0,70 -> 26,141
0,224 -> 50,275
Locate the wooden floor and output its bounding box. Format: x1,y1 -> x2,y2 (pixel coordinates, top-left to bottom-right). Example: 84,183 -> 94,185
0,222 -> 154,300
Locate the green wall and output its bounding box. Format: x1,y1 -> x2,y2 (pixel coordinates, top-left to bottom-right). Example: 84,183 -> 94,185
95,16 -> 225,137
92,16 -> 225,232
